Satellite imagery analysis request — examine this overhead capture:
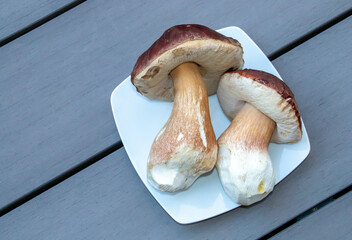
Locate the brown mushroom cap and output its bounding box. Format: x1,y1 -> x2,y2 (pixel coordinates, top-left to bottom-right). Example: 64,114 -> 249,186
217,69 -> 302,143
131,24 -> 244,101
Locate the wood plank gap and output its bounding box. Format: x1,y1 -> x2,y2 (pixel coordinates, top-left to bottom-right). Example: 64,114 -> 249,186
268,8 -> 352,60
0,0 -> 87,47
0,141 -> 123,217
260,184 -> 352,239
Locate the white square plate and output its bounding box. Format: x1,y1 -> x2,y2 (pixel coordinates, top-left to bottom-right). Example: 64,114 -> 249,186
111,26 -> 310,224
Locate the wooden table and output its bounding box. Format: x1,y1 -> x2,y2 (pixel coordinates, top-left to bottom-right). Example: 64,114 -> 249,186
1,1 -> 351,239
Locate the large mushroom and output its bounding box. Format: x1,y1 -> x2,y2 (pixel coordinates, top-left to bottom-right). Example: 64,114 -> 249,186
131,24 -> 244,192
217,69 -> 302,205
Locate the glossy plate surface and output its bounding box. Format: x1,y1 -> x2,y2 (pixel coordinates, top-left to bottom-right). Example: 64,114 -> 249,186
111,26 -> 310,224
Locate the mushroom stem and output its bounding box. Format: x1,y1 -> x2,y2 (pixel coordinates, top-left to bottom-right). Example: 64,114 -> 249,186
171,62 -> 208,109
147,62 -> 217,192
217,103 -> 276,205
220,103 -> 275,149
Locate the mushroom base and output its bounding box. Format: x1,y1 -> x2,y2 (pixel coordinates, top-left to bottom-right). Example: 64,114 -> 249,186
147,144 -> 217,192
217,144 -> 275,205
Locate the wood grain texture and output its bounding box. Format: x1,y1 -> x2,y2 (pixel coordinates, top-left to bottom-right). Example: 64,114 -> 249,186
0,0 -> 75,41
0,0 -> 351,210
1,17 -> 352,239
270,191 -> 352,240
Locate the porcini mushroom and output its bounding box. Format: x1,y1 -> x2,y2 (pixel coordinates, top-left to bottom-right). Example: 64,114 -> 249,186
217,69 -> 302,205
131,24 -> 244,192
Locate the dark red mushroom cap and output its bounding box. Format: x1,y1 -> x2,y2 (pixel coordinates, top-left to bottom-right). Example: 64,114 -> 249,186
218,69 -> 302,143
131,24 -> 244,101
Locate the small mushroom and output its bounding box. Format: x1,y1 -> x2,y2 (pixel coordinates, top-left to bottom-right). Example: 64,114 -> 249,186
217,69 -> 302,205
131,24 -> 244,192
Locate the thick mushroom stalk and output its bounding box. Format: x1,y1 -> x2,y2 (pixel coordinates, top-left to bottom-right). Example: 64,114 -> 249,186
147,62 -> 218,192
217,103 -> 275,205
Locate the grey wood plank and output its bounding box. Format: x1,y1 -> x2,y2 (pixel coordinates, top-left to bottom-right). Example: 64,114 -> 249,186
0,0 -> 351,210
270,191 -> 352,240
1,17 -> 352,239
0,0 -> 76,41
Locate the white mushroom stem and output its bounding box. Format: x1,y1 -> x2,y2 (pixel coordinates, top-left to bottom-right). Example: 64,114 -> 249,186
147,62 -> 217,192
217,103 -> 276,205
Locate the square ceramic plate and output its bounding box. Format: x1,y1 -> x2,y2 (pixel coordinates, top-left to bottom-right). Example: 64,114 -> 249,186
111,26 -> 310,224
